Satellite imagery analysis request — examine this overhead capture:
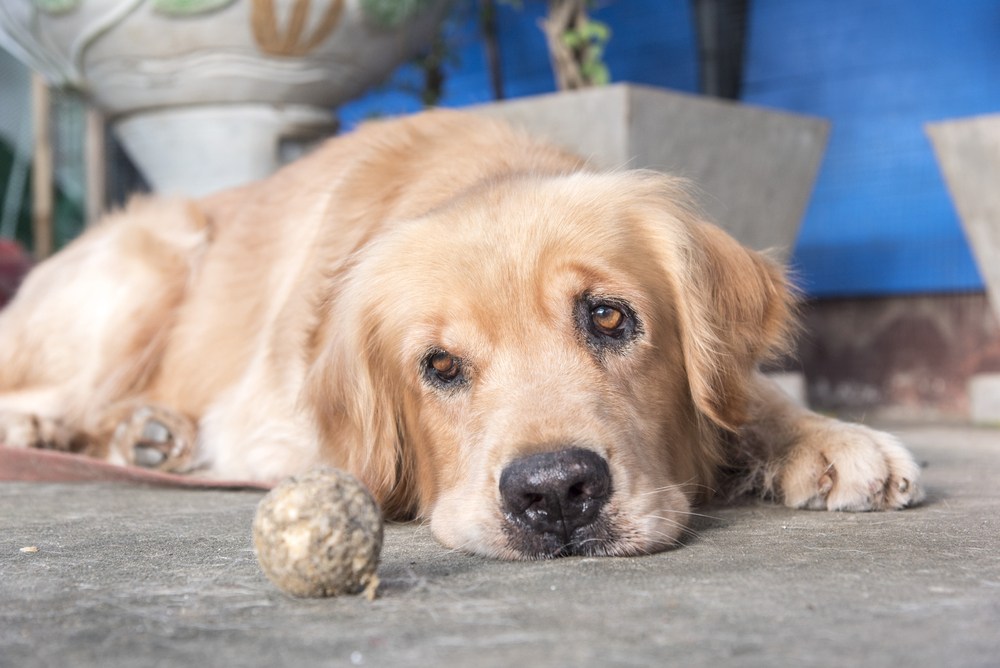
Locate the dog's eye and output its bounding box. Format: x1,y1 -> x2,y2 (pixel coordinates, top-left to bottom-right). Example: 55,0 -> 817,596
578,296 -> 640,351
425,350 -> 464,386
591,305 -> 626,336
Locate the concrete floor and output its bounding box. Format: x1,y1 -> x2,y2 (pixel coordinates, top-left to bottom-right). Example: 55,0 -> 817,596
2,425 -> 998,667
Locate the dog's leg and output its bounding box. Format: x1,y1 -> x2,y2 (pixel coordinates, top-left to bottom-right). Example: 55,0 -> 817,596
0,198 -> 209,462
0,387 -> 87,451
731,372 -> 924,510
0,388 -> 198,473
0,410 -> 81,452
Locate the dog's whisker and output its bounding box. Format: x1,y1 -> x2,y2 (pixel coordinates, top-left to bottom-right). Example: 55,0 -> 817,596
636,476 -> 718,498
640,514 -> 703,541
665,509 -> 723,521
642,515 -> 697,533
645,527 -> 688,544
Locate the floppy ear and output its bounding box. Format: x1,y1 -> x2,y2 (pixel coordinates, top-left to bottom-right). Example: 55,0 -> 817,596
302,299 -> 416,518
669,219 -> 797,431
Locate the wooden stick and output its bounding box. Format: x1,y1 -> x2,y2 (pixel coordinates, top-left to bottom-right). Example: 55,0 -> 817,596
479,0 -> 505,100
30,73 -> 53,260
85,104 -> 106,227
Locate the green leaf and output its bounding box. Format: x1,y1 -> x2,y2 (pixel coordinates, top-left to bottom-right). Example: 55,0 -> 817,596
562,30 -> 584,49
152,0 -> 236,16
581,19 -> 610,43
360,0 -> 440,30
586,62 -> 610,85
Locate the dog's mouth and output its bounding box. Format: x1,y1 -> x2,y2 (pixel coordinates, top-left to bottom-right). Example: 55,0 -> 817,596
501,512 -> 621,559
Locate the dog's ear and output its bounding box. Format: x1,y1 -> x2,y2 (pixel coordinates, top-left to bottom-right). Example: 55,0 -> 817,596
667,217 -> 797,431
302,299 -> 415,517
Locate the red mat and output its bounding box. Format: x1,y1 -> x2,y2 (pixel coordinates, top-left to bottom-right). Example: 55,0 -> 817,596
0,445 -> 271,489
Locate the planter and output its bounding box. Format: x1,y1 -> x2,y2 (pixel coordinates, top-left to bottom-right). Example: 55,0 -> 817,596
927,115 -> 1000,321
927,114 -> 1000,424
0,0 -> 449,195
474,83 -> 830,261
113,104 -> 336,197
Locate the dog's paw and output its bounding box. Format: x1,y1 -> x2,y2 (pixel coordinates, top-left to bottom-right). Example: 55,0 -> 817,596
0,411 -> 42,449
779,420 -> 924,511
108,405 -> 196,472
0,411 -> 78,451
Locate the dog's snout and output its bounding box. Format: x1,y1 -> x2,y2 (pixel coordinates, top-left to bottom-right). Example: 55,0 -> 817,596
499,447 -> 611,546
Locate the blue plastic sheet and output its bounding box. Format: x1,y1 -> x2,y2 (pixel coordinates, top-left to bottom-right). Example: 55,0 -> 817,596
338,0 -> 998,297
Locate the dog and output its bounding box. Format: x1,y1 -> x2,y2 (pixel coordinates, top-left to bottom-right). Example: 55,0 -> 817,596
0,110 -> 923,559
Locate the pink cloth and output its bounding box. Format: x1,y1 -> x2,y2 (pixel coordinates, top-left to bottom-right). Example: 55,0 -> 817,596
0,239 -> 31,309
0,445 -> 271,489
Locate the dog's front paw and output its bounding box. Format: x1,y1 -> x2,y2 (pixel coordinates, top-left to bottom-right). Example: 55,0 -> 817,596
0,411 -> 42,449
779,420 -> 924,511
0,411 -> 79,451
108,405 -> 196,472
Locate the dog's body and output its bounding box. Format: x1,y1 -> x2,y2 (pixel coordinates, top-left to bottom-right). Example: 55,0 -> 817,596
0,111 -> 922,558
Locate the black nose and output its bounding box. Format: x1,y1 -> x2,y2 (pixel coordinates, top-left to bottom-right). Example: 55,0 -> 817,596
499,447 -> 611,542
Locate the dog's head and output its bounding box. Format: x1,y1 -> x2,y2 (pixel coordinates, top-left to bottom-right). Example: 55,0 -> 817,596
306,171 -> 793,559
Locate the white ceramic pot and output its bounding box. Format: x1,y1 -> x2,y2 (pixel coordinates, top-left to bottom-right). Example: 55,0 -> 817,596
0,0 -> 450,195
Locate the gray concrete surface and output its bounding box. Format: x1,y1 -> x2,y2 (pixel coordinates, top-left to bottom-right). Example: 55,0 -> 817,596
2,425 -> 998,667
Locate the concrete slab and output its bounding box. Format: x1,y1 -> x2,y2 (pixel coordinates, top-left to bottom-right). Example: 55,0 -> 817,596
1,425 -> 998,667
474,84 -> 830,262
765,371 -> 808,407
927,115 -> 1000,322
970,373 -> 1000,425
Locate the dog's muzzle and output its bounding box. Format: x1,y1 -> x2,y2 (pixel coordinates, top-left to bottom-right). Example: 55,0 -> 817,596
499,447 -> 613,558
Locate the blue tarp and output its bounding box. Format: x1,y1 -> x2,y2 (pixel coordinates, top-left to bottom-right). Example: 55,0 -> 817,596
339,0 -> 999,298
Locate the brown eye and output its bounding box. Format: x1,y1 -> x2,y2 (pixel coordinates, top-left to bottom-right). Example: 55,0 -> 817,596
426,350 -> 463,385
591,305 -> 625,335
578,296 -> 640,351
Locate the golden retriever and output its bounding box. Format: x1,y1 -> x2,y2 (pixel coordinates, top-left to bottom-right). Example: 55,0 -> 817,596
0,110 -> 922,559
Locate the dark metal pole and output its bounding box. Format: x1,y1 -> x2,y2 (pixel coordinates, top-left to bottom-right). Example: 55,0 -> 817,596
480,0 -> 505,100
691,0 -> 749,100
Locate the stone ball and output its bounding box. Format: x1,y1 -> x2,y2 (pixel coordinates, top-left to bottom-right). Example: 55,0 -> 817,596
252,467 -> 383,598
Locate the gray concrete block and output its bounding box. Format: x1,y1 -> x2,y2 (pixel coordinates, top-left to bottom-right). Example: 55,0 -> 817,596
766,371 -> 808,407
927,115 -> 1000,322
970,373 -> 1000,425
475,83 -> 830,261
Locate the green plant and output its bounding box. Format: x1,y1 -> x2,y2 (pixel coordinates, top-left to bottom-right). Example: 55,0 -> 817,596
502,0 -> 613,90
557,10 -> 610,86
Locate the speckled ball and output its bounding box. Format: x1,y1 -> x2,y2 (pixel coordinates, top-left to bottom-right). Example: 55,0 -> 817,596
252,467 -> 383,599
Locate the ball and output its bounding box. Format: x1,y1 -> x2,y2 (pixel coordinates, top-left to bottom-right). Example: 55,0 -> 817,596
252,466 -> 383,599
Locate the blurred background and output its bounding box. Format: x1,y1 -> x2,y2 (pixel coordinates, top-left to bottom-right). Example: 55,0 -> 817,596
1,0 -> 998,424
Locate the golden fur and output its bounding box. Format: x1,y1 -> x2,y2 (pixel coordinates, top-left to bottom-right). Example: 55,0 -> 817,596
0,111 -> 923,559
